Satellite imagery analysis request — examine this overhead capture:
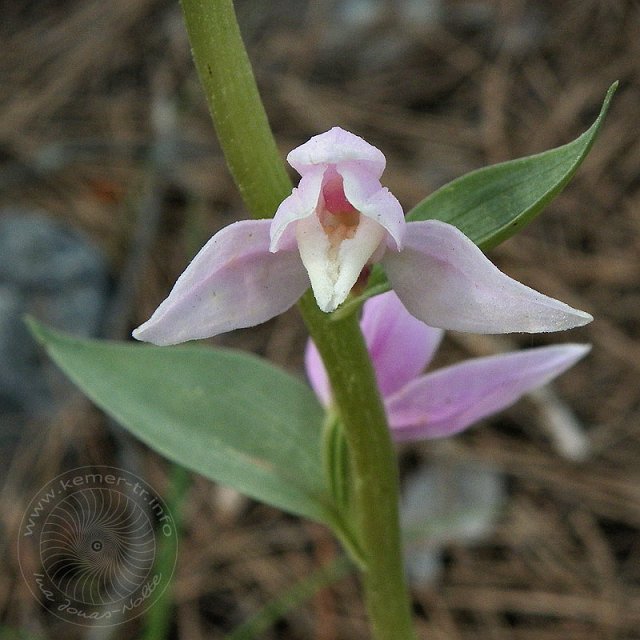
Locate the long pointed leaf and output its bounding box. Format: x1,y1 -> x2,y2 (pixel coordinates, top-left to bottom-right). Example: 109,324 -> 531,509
29,319 -> 332,525
358,83 -> 617,299
407,82 -> 617,249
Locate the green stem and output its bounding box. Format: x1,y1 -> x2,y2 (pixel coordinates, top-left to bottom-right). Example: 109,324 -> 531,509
179,1 -> 416,637
180,0 -> 292,216
299,293 -> 416,640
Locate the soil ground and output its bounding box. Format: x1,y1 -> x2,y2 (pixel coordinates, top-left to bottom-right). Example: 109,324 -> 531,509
1,1 -> 639,638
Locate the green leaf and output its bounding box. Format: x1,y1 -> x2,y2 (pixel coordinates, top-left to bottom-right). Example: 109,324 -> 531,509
28,319 -> 333,525
350,83 -> 617,302
407,82 -> 617,249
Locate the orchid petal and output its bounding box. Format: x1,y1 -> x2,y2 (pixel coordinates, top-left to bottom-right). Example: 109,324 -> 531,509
270,166 -> 325,252
338,162 -> 405,249
383,220 -> 593,333
296,212 -> 386,312
287,127 -> 386,178
386,344 -> 590,441
304,291 -> 443,405
304,340 -> 331,407
360,291 -> 443,397
133,220 -> 309,345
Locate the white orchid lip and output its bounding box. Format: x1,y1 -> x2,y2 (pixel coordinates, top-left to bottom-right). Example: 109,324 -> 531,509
296,208 -> 386,313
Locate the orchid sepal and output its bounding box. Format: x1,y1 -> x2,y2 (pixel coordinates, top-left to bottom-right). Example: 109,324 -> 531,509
386,343 -> 591,441
132,220 -> 308,346
383,220 -> 592,334
306,291 -> 590,443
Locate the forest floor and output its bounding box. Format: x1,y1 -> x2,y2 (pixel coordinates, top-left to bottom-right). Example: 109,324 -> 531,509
1,1 -> 639,638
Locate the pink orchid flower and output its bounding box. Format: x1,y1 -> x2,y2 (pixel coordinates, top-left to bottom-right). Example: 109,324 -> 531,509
306,290 -> 590,441
133,127 -> 591,346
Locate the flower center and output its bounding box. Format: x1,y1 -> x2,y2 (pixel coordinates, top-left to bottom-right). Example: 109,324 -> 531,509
319,173 -> 359,247
294,168 -> 386,313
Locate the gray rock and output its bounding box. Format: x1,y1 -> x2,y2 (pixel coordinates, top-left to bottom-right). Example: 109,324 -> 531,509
401,461 -> 506,587
0,285 -> 46,414
0,209 -> 111,416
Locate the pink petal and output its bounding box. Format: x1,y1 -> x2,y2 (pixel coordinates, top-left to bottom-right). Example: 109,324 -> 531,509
360,291 -> 443,397
338,162 -> 405,250
304,291 -> 443,405
383,220 -> 593,333
386,344 -> 590,441
287,127 -> 386,178
133,220 -> 309,345
322,170 -> 357,213
270,166 -> 325,252
304,339 -> 331,407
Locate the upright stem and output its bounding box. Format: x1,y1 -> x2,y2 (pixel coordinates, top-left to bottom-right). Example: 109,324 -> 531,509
180,0 -> 292,215
299,292 -> 416,639
179,1 -> 416,637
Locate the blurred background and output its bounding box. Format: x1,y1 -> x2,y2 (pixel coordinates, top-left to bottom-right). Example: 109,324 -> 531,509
1,0 -> 638,638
